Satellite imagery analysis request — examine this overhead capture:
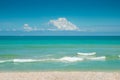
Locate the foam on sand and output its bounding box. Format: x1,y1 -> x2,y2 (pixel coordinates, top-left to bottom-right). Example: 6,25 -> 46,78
77,52 -> 96,56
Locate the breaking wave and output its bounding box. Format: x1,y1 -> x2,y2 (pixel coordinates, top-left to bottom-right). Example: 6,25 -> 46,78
13,59 -> 38,63
87,56 -> 106,61
77,52 -> 96,56
0,52 -> 120,63
0,57 -> 105,63
0,60 -> 12,63
59,57 -> 84,62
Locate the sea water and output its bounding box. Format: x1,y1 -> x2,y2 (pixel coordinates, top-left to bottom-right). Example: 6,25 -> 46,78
0,36 -> 120,71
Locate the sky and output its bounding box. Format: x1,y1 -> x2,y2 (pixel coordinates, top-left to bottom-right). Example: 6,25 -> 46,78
0,0 -> 120,36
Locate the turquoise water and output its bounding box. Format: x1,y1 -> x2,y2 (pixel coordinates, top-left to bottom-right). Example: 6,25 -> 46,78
0,36 -> 120,71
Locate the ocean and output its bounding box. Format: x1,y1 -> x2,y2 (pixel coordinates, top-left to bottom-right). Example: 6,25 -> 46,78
0,36 -> 120,71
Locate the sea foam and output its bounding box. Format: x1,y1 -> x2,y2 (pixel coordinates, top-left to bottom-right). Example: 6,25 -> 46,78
13,59 -> 52,63
59,57 -> 84,62
0,55 -> 107,63
13,59 -> 38,63
77,52 -> 96,56
87,56 -> 106,61
119,55 -> 120,58
0,60 -> 12,63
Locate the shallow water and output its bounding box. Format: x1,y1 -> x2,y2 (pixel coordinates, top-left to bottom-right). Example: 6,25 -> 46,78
0,36 -> 120,71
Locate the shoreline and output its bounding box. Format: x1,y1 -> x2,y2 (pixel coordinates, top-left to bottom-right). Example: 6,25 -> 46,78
0,71 -> 120,80
1,69 -> 120,72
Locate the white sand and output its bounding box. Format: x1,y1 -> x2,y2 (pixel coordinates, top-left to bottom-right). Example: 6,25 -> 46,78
0,72 -> 120,80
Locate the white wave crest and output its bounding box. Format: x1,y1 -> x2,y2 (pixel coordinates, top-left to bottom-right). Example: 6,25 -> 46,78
0,60 -> 7,63
119,55 -> 120,58
13,59 -> 57,63
13,59 -> 38,63
77,52 -> 96,56
0,56 -> 107,63
59,57 -> 84,62
87,56 -> 106,61
0,60 -> 12,63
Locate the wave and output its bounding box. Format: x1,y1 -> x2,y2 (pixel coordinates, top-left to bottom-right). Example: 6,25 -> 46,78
0,57 -> 84,63
13,59 -> 56,62
86,56 -> 106,61
13,56 -> 107,63
77,52 -> 96,56
0,59 -> 50,63
0,60 -> 12,63
0,57 -> 104,63
1,54 -> 120,63
13,59 -> 38,63
59,57 -> 84,62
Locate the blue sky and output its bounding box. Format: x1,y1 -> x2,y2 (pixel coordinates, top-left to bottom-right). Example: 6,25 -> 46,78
0,0 -> 120,36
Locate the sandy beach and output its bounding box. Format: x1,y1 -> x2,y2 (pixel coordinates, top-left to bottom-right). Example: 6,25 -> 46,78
0,72 -> 120,80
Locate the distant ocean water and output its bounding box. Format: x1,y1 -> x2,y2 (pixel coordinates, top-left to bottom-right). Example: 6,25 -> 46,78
0,36 -> 120,71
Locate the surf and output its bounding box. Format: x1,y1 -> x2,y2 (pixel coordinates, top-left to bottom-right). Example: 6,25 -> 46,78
59,57 -> 84,62
77,52 -> 96,56
86,56 -> 106,61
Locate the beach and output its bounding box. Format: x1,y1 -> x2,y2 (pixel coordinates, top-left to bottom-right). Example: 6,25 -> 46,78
0,71 -> 120,80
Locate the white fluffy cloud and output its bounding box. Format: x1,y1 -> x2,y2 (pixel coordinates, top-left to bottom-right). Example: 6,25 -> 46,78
49,18 -> 79,31
23,24 -> 33,32
23,18 -> 80,32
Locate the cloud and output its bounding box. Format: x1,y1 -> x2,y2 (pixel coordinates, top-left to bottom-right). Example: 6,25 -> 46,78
23,18 -> 81,32
23,24 -> 46,32
23,24 -> 33,32
49,18 -> 80,31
